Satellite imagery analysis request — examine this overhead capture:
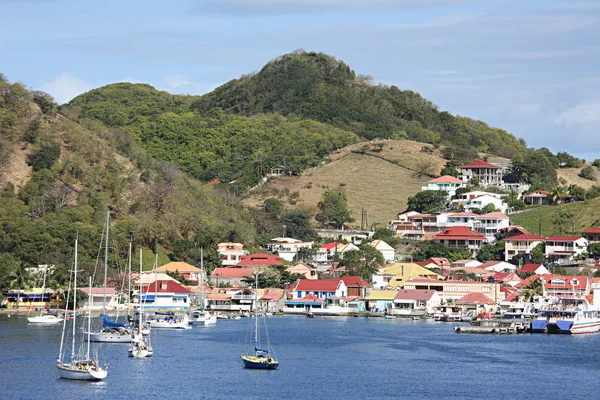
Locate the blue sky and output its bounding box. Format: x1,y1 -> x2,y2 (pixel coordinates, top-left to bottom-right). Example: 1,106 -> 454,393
1,0 -> 599,160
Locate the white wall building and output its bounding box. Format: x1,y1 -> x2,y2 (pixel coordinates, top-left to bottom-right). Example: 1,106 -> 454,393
368,240 -> 396,262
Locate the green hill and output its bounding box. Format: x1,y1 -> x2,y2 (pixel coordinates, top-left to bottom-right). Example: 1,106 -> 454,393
510,197 -> 600,237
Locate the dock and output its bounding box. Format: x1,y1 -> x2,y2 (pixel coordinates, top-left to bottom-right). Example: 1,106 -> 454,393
454,318 -> 531,334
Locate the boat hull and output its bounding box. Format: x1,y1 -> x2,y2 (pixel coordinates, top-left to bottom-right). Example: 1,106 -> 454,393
241,355 -> 279,370
56,362 -> 107,380
28,315 -> 63,324
547,320 -> 600,335
87,331 -> 133,343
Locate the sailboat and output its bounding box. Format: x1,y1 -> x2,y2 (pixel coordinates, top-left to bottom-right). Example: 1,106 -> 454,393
56,237 -> 108,380
189,247 -> 217,326
88,211 -> 132,343
28,268 -> 63,325
129,249 -> 153,358
241,274 -> 278,370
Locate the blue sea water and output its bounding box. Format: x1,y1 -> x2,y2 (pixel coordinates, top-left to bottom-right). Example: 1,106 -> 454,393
1,314 -> 599,399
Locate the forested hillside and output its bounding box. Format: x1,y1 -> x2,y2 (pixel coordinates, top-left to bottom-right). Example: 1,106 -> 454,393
0,75 -> 256,289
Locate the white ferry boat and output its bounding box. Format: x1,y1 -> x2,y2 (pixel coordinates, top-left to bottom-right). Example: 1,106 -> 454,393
531,297 -> 600,334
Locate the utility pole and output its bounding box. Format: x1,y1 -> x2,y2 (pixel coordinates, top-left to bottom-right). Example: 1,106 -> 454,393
538,218 -> 542,236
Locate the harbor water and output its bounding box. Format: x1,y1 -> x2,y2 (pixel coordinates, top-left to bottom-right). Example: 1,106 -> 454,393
1,314 -> 599,399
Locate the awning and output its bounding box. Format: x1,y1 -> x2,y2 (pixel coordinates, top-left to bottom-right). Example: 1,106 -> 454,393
549,252 -> 573,255
141,295 -> 155,301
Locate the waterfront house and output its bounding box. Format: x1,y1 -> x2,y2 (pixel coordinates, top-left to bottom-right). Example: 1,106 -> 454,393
522,190 -> 549,205
365,290 -> 398,312
516,274 -> 590,297
404,278 -> 503,303
141,280 -> 191,310
456,292 -> 496,313
458,159 -> 504,187
544,236 -> 588,264
340,275 -> 371,298
286,263 -> 317,280
236,254 -> 283,268
284,294 -> 324,314
503,233 -> 545,262
292,279 -> 348,299
517,263 -> 550,275
259,288 -> 285,312
368,239 -> 396,262
392,289 -> 441,315
211,267 -> 254,287
582,228 -> 600,243
206,287 -> 254,312
77,287 -> 119,310
433,226 -> 488,255
154,261 -> 202,282
421,175 -> 467,197
217,242 -> 246,266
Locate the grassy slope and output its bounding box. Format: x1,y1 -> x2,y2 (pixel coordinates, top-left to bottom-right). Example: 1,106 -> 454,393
243,139 -> 446,225
510,197 -> 600,236
557,166 -> 599,189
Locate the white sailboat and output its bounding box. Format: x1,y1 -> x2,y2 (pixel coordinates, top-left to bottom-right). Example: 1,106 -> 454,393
129,249 -> 153,358
28,268 -> 63,325
241,273 -> 279,370
56,238 -> 108,380
189,248 -> 217,326
88,211 -> 132,343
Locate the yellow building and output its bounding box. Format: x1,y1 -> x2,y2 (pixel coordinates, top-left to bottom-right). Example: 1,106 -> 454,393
372,263 -> 440,289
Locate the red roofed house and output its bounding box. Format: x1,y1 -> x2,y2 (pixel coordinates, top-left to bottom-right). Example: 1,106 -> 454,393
154,261 -> 202,282
217,242 -> 246,266
433,226 -> 488,255
523,190 -> 549,205
545,236 -> 588,264
211,268 -> 254,287
582,228 -> 600,243
517,274 -> 590,297
286,263 -> 317,280
392,289 -> 441,315
491,272 -> 522,287
504,233 -> 546,262
455,292 -> 496,313
340,276 -> 372,298
292,279 -> 348,300
458,160 -> 504,187
421,175 -> 467,197
236,254 -> 283,268
517,263 -> 549,275
141,280 -> 191,310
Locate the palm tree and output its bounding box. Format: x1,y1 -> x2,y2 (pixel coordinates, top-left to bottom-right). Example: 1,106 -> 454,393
548,186 -> 570,205
520,278 -> 544,302
7,262 -> 34,309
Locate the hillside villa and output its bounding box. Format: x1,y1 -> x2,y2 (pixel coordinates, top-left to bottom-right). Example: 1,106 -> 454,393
458,159 -> 504,187
517,263 -> 550,275
368,239 -> 396,262
217,242 -> 246,266
583,228 -> 600,243
544,236 -> 588,264
265,237 -> 314,262
522,190 -> 549,205
433,226 -> 488,254
503,233 -> 546,262
286,263 -> 317,280
516,274 -> 590,297
153,261 -> 202,282
421,175 -> 467,197
236,254 -> 283,268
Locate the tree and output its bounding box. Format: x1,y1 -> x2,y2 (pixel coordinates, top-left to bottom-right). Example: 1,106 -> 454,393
341,245 -> 384,280
406,190 -> 447,213
413,241 -> 450,261
28,142 -> 61,171
476,240 -> 505,262
557,151 -> 583,168
263,198 -> 283,218
282,210 -> 317,240
588,242 -> 600,258
315,189 -> 354,228
448,249 -> 473,263
521,278 -> 544,301
31,91 -> 57,115
531,243 -> 546,264
579,166 -> 595,181
480,203 -> 496,214
440,160 -> 459,177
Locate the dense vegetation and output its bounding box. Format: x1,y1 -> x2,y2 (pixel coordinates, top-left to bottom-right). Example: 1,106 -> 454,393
193,51 -> 527,158
0,75 -> 256,290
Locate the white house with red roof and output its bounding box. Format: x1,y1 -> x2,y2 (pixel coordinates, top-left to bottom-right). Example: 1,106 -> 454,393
504,233 -> 546,262
582,228 -> 600,243
236,254 -> 283,268
315,242 -> 359,265
211,267 -> 254,287
545,236 -> 588,264
368,239 -> 396,262
217,242 -> 247,266
340,275 -> 372,298
141,280 -> 191,310
421,175 -> 467,197
516,274 -> 590,297
458,159 -> 504,187
517,263 -> 550,275
433,226 -> 488,254
292,279 -> 348,300
522,190 -> 549,205
478,260 -> 516,272
392,289 -> 441,315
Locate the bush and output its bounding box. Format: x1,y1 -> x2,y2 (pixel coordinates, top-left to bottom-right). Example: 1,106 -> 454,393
28,142 -> 61,171
592,159 -> 600,168
579,166 -> 595,181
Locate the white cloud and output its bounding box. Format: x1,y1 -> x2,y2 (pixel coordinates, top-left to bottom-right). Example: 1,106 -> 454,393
39,73 -> 92,104
554,100 -> 600,125
162,75 -> 218,95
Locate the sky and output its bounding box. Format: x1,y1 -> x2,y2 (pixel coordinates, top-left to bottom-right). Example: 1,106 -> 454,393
1,0 -> 599,160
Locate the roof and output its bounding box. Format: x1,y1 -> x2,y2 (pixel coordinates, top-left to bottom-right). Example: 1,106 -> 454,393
365,290 -> 398,301
142,280 -> 191,294
426,257 -> 450,266
136,273 -> 177,285
155,261 -> 201,273
478,212 -> 509,219
393,289 -> 436,301
286,263 -> 312,272
523,190 -> 549,197
504,233 -> 546,241
433,226 -> 487,241
295,279 -> 340,292
428,175 -> 464,183
406,278 -> 493,286
78,287 -> 116,295
217,242 -> 244,251
455,292 -> 495,305
270,237 -> 303,243
450,212 -> 480,217
517,274 -> 589,291
260,288 -> 284,302
583,228 -> 600,234
340,275 -> 371,288
211,268 -> 254,279
546,236 -> 584,241
368,239 -> 395,251
459,160 -> 500,169
236,254 -> 282,267
209,293 -> 232,301
518,264 -> 545,273
321,242 -> 340,250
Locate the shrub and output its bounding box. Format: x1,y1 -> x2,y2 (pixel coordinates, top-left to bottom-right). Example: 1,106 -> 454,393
579,166 -> 595,181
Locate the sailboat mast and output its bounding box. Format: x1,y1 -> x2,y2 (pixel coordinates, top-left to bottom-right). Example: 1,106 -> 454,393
58,239 -> 75,363
71,237 -> 78,362
200,247 -> 204,309
103,211 -> 109,314
39,267 -> 47,317
139,249 -> 143,330
87,277 -> 92,361
255,273 -> 259,350
127,238 -> 132,315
